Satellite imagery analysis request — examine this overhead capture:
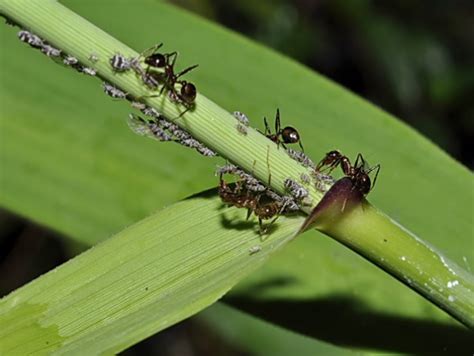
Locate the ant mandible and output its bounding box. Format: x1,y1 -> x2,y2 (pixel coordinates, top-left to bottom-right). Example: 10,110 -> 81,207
263,109 -> 304,152
316,150 -> 380,195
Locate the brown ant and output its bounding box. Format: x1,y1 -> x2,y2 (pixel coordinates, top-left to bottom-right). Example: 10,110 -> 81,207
316,150 -> 380,195
141,43 -> 198,110
263,109 -> 304,152
218,173 -> 283,234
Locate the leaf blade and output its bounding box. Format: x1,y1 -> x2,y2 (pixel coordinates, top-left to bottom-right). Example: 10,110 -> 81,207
0,192 -> 305,355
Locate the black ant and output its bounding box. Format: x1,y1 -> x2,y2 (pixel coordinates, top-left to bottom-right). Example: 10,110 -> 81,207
142,43 -> 198,110
263,109 -> 304,152
316,150 -> 380,195
218,172 -> 283,234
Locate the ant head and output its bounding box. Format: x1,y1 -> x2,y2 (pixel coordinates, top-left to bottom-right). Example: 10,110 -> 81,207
327,150 -> 342,159
281,127 -> 300,144
180,82 -> 197,103
145,53 -> 167,68
354,171 -> 371,195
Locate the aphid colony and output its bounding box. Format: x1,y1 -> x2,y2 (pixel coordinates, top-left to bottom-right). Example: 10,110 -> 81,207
15,26 -> 381,236
18,30 -> 98,76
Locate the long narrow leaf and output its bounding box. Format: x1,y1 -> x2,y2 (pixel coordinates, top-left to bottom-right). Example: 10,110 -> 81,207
0,192 -> 305,355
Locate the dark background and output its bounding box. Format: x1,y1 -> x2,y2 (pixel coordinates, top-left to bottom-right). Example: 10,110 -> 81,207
1,1 -> 472,355
174,0 -> 473,168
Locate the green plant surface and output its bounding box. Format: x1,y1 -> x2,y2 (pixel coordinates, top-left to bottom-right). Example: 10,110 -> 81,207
0,192 -> 306,355
0,0 -> 473,353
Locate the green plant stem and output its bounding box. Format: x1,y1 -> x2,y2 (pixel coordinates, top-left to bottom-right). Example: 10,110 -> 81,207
310,190 -> 474,328
1,0 -> 473,327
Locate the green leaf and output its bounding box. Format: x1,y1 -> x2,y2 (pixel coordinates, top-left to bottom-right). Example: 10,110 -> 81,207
0,191 -> 305,354
1,0 -> 472,353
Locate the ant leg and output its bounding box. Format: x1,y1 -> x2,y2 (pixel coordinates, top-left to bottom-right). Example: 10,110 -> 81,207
246,209 -> 253,220
354,153 -> 366,170
167,51 -> 178,67
298,140 -> 305,153
368,164 -> 381,191
173,105 -> 192,120
258,218 -> 269,236
176,64 -> 199,79
136,94 -> 161,102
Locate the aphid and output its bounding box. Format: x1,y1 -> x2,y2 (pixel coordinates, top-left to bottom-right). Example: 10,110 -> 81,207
78,66 -> 97,76
140,106 -> 161,119
233,111 -> 250,126
233,111 -> 250,135
236,124 -> 248,136
300,173 -> 311,185
103,82 -> 128,100
265,190 -> 300,212
286,148 -> 315,169
40,44 -> 61,57
316,150 -> 380,195
127,114 -> 173,142
263,109 -> 304,151
248,245 -> 262,255
130,101 -> 147,111
196,145 -> 217,157
278,195 -> 300,212
168,126 -> 216,156
110,53 -> 131,72
180,137 -> 201,149
312,171 -> 335,192
132,103 -> 171,130
63,55 -> 79,66
18,30 -> 43,48
284,178 -> 309,200
216,164 -> 265,192
88,53 -> 99,63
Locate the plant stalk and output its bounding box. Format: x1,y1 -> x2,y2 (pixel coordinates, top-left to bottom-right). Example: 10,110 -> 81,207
1,0 -> 472,327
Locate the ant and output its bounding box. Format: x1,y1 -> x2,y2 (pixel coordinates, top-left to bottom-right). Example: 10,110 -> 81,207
263,109 -> 304,152
218,172 -> 283,235
141,43 -> 198,110
316,150 -> 380,195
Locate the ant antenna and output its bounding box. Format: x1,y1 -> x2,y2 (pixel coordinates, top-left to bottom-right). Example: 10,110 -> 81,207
263,117 -> 271,136
275,108 -> 281,133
